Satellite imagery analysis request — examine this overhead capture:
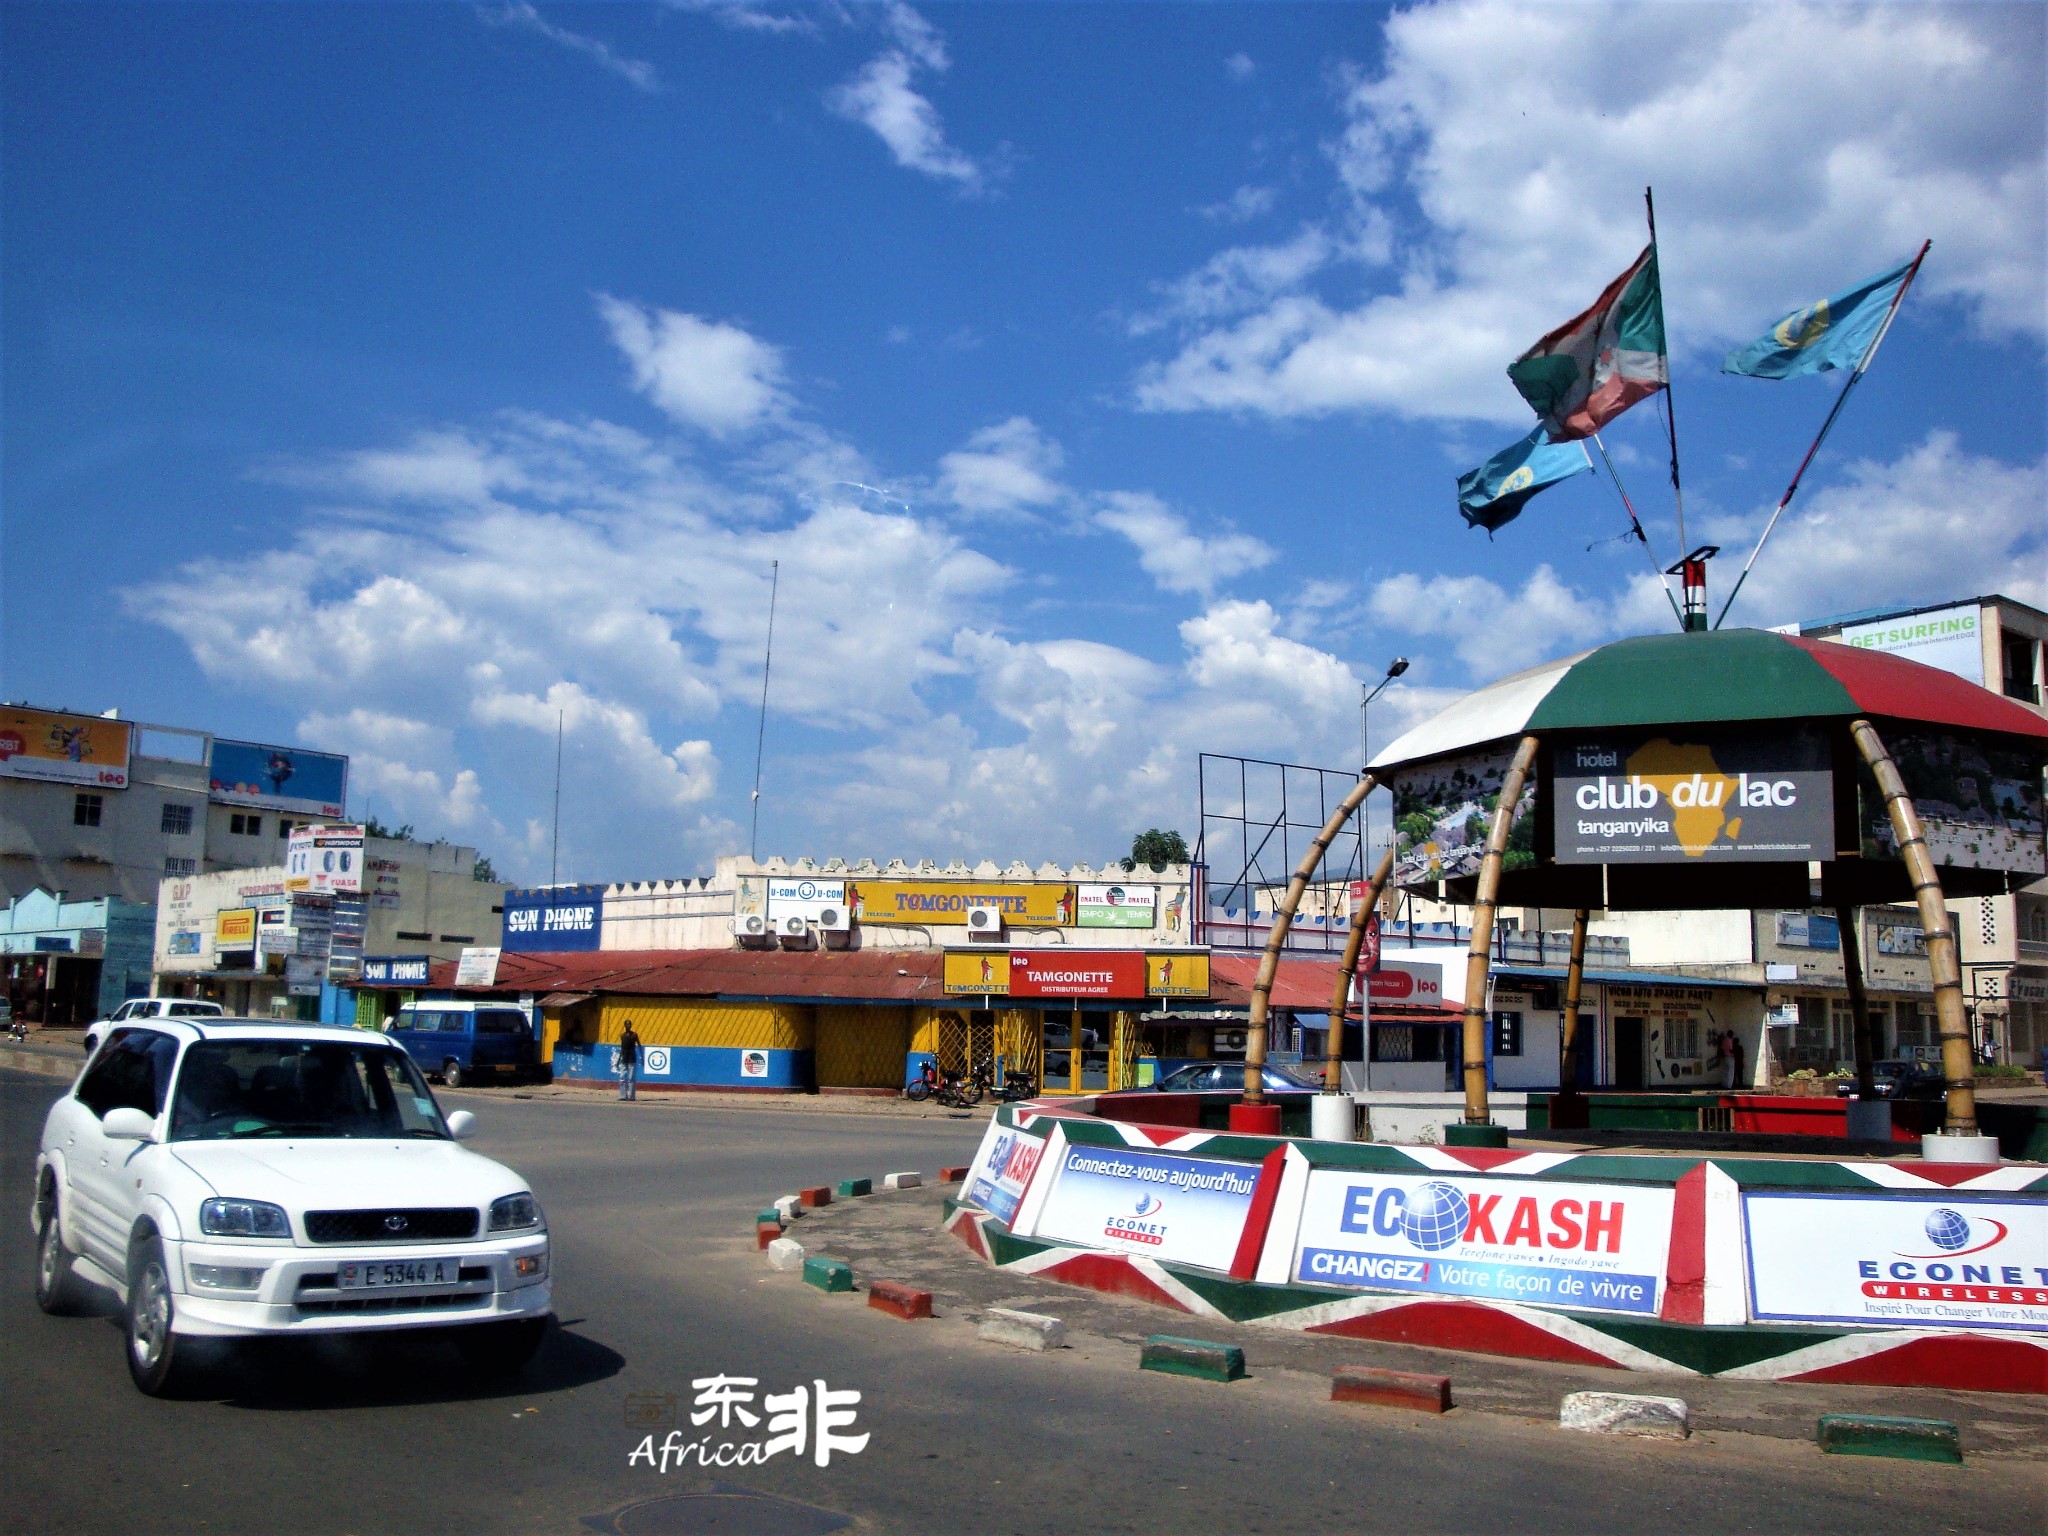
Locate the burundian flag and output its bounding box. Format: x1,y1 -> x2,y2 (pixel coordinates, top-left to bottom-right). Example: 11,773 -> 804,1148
1457,426 -> 1593,534
1508,245 -> 1667,441
1722,257 -> 1917,379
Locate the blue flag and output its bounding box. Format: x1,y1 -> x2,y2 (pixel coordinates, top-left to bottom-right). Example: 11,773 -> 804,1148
1722,257 -> 1917,379
1457,426 -> 1592,534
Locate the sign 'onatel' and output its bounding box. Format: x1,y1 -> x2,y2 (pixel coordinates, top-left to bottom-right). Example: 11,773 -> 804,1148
0,706 -> 133,789
1743,1192 -> 2047,1332
1077,883 -> 1156,929
1006,950 -> 1148,999
1292,1170 -> 1674,1315
1551,728 -> 1833,864
1031,1142 -> 1262,1272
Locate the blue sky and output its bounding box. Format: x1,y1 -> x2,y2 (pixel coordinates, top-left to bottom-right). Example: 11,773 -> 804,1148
5,1 -> 2042,884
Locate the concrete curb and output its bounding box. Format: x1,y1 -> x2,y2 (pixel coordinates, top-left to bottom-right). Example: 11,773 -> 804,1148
797,1186 -> 832,1209
1817,1414 -> 1962,1464
882,1172 -> 922,1190
937,1166 -> 968,1183
803,1256 -> 853,1293
836,1178 -> 872,1198
0,1044 -> 83,1080
1332,1366 -> 1452,1414
1560,1391 -> 1690,1440
866,1281 -> 933,1321
772,1195 -> 803,1222
978,1308 -> 1066,1352
1140,1335 -> 1246,1384
766,1237 -> 805,1271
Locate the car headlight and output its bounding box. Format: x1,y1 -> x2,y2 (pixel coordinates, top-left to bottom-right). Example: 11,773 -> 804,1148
489,1192 -> 544,1232
199,1198 -> 293,1238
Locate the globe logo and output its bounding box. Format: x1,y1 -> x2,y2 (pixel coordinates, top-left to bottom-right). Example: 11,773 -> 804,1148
1401,1181 -> 1470,1253
1924,1208 -> 1972,1252
1134,1193 -> 1164,1217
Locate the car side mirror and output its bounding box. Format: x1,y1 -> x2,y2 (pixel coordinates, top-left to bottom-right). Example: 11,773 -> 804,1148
445,1109 -> 478,1141
102,1106 -> 157,1142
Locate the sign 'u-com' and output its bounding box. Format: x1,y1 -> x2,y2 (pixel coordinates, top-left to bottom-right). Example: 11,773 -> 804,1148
849,881 -> 1076,927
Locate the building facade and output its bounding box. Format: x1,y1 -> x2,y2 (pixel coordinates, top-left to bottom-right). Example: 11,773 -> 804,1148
0,886 -> 155,1024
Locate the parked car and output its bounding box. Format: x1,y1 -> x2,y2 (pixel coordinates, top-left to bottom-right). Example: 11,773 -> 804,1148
1835,1058 -> 1946,1101
85,998 -> 226,1056
1135,1061 -> 1325,1094
31,1018 -> 551,1396
386,1000 -> 543,1088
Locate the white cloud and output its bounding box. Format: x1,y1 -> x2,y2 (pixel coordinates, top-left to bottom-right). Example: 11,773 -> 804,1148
1137,0 -> 2045,422
1368,563 -> 1606,679
826,6 -> 985,190
297,708 -> 497,832
1225,52 -> 1256,82
937,416 -> 1066,516
666,0 -> 812,35
470,677 -> 718,809
1197,185 -> 1278,224
597,296 -> 790,437
1181,599 -> 1358,719
482,4 -> 659,92
1096,492 -> 1275,597
1131,225 -> 1336,336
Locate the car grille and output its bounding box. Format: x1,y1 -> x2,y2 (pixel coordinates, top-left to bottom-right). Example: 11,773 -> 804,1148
294,1292 -> 489,1316
303,1207 -> 480,1243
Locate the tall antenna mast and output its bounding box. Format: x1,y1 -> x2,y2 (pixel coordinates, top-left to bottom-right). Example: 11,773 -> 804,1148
749,559 -> 780,861
550,708 -> 563,885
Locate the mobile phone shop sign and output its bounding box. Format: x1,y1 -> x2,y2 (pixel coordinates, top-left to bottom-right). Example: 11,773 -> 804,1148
1293,1170 -> 1674,1315
1553,728 -> 1832,864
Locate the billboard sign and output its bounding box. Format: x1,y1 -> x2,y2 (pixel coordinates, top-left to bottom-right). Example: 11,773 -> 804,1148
1862,730 -> 2045,876
502,886 -> 604,952
285,956 -> 324,998
1552,728 -> 1833,865
286,824 -> 366,893
1744,1192 -> 2047,1332
1032,1142 -> 1262,1272
1389,746 -> 1536,888
0,706 -> 132,789
961,1121 -> 1049,1227
215,908 -> 257,950
1078,883 -> 1156,929
207,739 -> 349,817
766,878 -> 847,923
1832,603 -> 1984,685
1292,1169 -> 1674,1315
454,946 -> 502,987
1360,959 -> 1445,1007
848,881 -> 1075,927
1145,952 -> 1210,998
1007,950 -> 1148,999
361,955 -> 432,985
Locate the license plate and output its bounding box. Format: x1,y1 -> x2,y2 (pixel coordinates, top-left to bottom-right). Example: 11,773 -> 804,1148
335,1257 -> 461,1290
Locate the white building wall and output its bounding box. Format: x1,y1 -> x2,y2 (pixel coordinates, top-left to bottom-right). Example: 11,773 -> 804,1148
1588,909 -> 1754,966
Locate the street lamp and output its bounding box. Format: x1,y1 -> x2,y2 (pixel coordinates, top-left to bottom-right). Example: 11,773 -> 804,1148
1361,657 -> 1410,771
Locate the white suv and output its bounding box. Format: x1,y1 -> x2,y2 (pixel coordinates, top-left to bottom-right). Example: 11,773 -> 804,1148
84,998 -> 226,1057
31,1019 -> 552,1395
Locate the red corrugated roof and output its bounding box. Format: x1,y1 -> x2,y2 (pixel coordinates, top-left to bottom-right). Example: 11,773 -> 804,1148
408,947 -> 949,1003
1206,953 -> 1461,1019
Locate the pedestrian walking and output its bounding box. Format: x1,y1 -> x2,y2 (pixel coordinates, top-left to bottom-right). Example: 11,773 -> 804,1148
617,1019 -> 641,1101
1717,1030 -> 1736,1089
1730,1029 -> 1747,1089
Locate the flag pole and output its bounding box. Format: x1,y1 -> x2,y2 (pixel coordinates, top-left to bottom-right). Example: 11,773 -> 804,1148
1593,431 -> 1685,629
1644,186 -> 1687,557
1714,239 -> 1930,628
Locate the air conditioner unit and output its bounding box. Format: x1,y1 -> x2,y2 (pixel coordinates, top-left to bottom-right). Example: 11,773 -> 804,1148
965,906 -> 1003,935
780,914 -> 810,938
732,913 -> 770,938
813,906 -> 851,932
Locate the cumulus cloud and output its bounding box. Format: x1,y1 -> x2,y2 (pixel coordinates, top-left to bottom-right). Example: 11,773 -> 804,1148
1096,492 -> 1275,597
937,417 -> 1066,516
597,296 -> 790,437
1136,0 -> 2045,422
482,4 -> 660,92
826,4 -> 986,190
1197,185 -> 1278,224
1225,52 -> 1256,81
666,0 -> 812,35
1368,563 -> 1608,679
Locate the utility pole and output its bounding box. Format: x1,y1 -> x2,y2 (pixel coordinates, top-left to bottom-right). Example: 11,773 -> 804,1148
750,560 -> 781,862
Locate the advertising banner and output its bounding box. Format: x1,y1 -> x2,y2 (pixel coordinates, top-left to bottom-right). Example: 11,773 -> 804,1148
207,739 -> 349,817
326,895 -> 366,982
285,956 -> 324,998
1389,747 -> 1535,888
1775,912 -> 1841,950
1358,959 -> 1445,1007
943,951 -> 1011,995
286,824 -> 366,894
1145,952 -> 1209,998
1861,730 -> 2045,876
1744,1193 -> 2047,1332
1552,727 -> 1833,864
360,955 -> 432,985
961,1121 -> 1050,1227
1032,1142 -> 1262,1271
256,907 -> 293,957
454,947 -> 502,987
848,881 -> 1074,926
290,896 -> 333,958
502,885 -> 605,952
1007,950 -> 1148,1000
1873,917 -> 1927,957
766,878 -> 847,923
168,931 -> 203,958
0,706 -> 132,789
214,909 -> 258,950
1834,603 -> 1983,685
1292,1169 -> 1674,1315
1078,883 -> 1156,929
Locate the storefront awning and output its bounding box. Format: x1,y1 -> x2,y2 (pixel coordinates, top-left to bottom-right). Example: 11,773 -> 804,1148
539,992 -> 593,1008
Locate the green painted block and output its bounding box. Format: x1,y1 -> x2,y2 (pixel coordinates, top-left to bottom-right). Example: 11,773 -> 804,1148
1817,1414 -> 1962,1464
1140,1334 -> 1246,1383
802,1257 -> 853,1293
755,1208 -> 783,1227
837,1178 -> 872,1198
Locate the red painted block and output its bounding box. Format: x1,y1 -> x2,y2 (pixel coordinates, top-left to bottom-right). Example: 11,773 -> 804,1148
937,1166 -> 969,1183
755,1222 -> 782,1249
866,1280 -> 934,1321
798,1186 -> 833,1208
1227,1102 -> 1283,1135
1332,1366 -> 1453,1414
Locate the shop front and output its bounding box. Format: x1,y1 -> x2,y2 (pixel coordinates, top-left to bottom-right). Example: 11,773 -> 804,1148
0,887 -> 154,1025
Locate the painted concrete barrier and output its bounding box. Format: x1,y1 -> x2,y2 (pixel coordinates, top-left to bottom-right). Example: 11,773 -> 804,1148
837,1178 -> 873,1198
803,1256 -> 853,1293
1560,1391 -> 1690,1439
1332,1366 -> 1452,1414
765,1237 -> 805,1271
798,1186 -> 833,1209
1816,1414 -> 1963,1463
773,1195 -> 804,1222
937,1166 -> 968,1183
867,1281 -> 933,1320
1140,1335 -> 1246,1383
883,1172 -> 922,1190
755,1222 -> 782,1250
979,1308 -> 1066,1351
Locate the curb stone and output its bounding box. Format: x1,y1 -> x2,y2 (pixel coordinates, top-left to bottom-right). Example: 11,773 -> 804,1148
1140,1335 -> 1246,1384
866,1281 -> 933,1320
978,1309 -> 1066,1352
765,1237 -> 805,1271
882,1172 -> 922,1190
1561,1391 -> 1690,1440
1333,1366 -> 1452,1414
802,1256 -> 853,1293
1817,1414 -> 1962,1464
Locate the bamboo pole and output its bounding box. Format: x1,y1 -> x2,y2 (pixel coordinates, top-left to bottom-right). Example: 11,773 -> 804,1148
1837,906 -> 1877,1100
1245,772 -> 1379,1105
1325,847 -> 1396,1091
1848,720 -> 1977,1137
1460,736 -> 1541,1125
1558,908 -> 1590,1090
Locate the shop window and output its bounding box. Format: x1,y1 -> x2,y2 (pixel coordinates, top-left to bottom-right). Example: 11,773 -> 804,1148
1894,1004 -> 1934,1052
160,803 -> 194,836
73,792 -> 103,828
395,930 -> 432,942
278,818 -> 297,839
230,812 -> 263,836
1667,1019 -> 1701,1060
1372,1025 -> 1413,1062
1491,1011 -> 1523,1056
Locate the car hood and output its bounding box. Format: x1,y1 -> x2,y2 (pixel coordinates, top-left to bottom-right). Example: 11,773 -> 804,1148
169,1139 -> 527,1214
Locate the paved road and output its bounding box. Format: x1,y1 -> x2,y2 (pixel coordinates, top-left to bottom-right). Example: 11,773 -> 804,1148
4,1070 -> 2037,1535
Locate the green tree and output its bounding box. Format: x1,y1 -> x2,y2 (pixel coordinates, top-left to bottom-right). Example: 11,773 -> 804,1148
362,814 -> 414,841
1122,828 -> 1191,872
473,853 -> 500,883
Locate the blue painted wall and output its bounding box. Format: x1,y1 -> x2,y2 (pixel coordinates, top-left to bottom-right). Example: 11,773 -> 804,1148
551,1040 -> 812,1090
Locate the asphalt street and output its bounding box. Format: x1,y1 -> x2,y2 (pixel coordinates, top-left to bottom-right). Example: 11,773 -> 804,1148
3,1068 -> 2040,1536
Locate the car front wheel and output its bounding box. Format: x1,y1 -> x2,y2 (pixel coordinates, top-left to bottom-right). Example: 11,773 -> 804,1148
34,1186 -> 82,1315
453,1316 -> 548,1376
126,1237 -> 195,1397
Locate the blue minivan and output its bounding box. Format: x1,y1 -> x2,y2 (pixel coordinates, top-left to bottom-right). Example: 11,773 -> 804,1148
387,1000 -> 544,1087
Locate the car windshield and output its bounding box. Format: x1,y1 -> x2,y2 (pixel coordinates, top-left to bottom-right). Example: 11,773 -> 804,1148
168,1039 -> 449,1141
